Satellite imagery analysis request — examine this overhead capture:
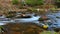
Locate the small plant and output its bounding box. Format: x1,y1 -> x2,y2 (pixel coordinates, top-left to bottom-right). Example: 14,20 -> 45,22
0,26 -> 4,33
12,0 -> 19,5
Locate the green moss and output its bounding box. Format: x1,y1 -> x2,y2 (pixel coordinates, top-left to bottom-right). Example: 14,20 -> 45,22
25,0 -> 44,6
41,31 -> 57,34
12,0 -> 19,5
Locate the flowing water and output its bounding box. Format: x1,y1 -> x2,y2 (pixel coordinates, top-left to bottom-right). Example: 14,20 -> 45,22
0,11 -> 60,26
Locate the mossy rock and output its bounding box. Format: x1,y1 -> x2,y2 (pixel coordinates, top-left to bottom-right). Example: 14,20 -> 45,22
56,16 -> 60,18
38,18 -> 44,21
